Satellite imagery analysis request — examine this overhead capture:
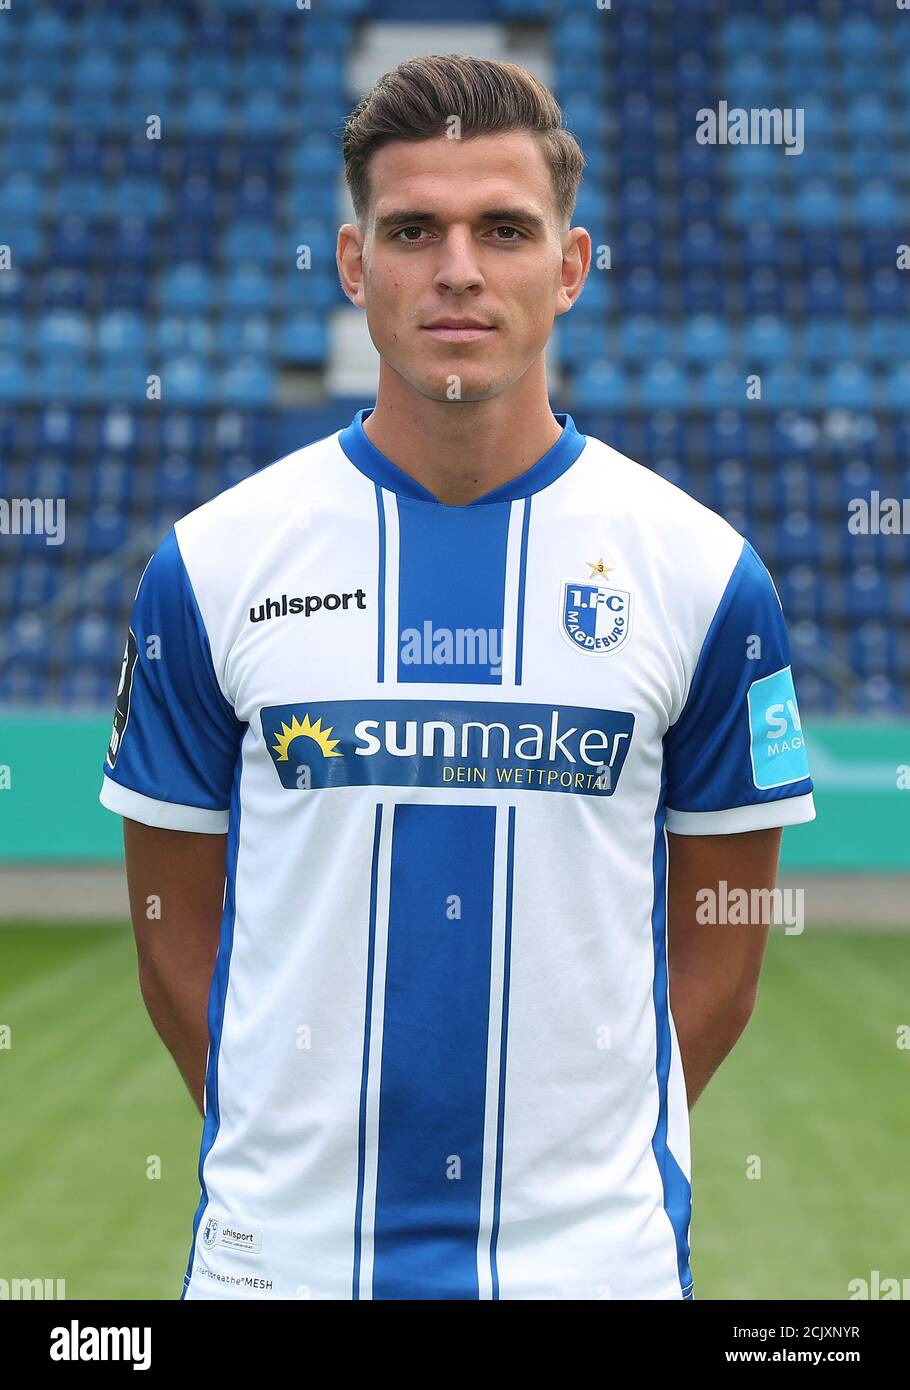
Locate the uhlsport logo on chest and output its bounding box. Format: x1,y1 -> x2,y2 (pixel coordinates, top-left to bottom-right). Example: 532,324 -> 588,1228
560,557 -> 632,656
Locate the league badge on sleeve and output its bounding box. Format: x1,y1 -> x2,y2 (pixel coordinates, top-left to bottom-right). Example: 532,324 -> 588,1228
747,665 -> 811,789
106,627 -> 138,769
560,569 -> 632,656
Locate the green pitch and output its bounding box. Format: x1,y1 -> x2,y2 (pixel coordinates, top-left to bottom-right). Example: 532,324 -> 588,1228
0,924 -> 906,1300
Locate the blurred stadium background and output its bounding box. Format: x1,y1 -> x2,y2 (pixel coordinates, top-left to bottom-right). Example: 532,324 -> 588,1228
0,0 -> 907,1300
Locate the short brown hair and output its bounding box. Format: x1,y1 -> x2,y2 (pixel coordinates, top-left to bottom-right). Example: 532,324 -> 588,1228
340,53 -> 586,231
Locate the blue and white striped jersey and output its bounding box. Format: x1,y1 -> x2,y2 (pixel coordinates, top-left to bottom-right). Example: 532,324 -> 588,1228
100,408 -> 815,1300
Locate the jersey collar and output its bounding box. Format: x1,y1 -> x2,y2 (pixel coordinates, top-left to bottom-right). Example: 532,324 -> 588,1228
338,407 -> 587,506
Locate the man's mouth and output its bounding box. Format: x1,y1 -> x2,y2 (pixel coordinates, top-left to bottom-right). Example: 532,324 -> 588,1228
420,325 -> 497,343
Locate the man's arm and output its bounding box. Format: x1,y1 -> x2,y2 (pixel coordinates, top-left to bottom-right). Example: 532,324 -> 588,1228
123,817 -> 228,1116
666,825 -> 782,1110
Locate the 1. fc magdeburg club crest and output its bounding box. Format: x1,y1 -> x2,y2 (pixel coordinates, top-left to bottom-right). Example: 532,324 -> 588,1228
560,562 -> 632,656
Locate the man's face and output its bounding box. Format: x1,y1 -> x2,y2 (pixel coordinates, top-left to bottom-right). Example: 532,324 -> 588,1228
341,131 -> 586,404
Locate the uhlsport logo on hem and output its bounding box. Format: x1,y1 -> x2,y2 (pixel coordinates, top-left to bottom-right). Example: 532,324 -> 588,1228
262,699 -> 635,798
560,574 -> 632,656
201,1215 -> 263,1253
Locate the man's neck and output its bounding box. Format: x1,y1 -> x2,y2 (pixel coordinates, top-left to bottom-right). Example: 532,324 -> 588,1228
361,392 -> 564,506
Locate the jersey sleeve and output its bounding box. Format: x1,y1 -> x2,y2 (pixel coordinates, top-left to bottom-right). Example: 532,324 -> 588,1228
99,526 -> 244,833
663,538 -> 816,835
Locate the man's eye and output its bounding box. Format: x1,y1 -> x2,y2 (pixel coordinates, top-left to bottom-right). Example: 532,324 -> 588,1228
393,225 -> 524,243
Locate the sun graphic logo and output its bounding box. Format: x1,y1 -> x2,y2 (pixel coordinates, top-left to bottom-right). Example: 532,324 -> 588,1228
270,712 -> 343,762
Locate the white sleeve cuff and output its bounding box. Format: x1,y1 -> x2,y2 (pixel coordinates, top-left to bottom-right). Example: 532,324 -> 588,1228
665,791 -> 816,835
99,775 -> 230,834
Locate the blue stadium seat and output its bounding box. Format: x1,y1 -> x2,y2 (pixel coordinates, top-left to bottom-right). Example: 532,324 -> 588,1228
216,314 -> 271,359
742,315 -> 790,363
759,362 -> 809,409
861,318 -> 910,364
640,360 -> 688,410
53,217 -> 95,268
0,665 -> 47,705
280,313 -> 328,365
36,355 -> 89,405
218,358 -> 276,407
156,313 -> 214,357
109,178 -> 166,222
0,314 -> 24,354
681,314 -> 729,363
3,217 -> 42,266
698,363 -> 742,411
155,456 -> 201,507
223,222 -> 278,264
8,90 -> 58,135
158,356 -> 215,406
83,508 -> 130,555
882,364 -> 910,410
30,428 -> 74,472
11,556 -> 57,611
89,458 -> 133,507
60,668 -> 121,706
94,359 -> 151,406
159,265 -> 214,312
241,92 -> 287,136
572,362 -> 629,411
96,311 -> 146,361
819,362 -> 872,410
803,317 -> 855,363
855,182 -> 899,224
842,565 -> 892,622
222,266 -> 273,312
864,268 -> 906,315
775,566 -> 825,623
0,136 -> 54,175
1,173 -> 43,216
775,513 -> 820,566
24,10 -> 69,53
37,311 -> 91,359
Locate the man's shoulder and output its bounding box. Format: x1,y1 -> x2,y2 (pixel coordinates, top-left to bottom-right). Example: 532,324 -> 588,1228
579,432 -> 738,531
577,432 -> 747,575
174,427 -> 346,543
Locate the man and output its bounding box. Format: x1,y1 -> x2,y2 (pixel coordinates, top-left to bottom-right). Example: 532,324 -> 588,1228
100,55 -> 815,1300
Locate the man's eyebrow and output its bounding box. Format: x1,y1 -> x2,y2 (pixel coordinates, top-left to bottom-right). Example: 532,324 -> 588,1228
374,207 -> 547,232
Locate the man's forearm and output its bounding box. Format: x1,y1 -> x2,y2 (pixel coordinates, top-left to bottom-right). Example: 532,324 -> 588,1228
139,965 -> 211,1116
669,972 -> 753,1110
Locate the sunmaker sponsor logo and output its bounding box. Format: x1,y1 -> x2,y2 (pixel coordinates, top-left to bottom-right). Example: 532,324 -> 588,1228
261,699 -> 635,797
250,588 -> 367,623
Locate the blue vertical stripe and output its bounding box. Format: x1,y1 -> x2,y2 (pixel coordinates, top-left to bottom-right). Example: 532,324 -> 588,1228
374,483 -> 386,684
180,745 -> 244,1298
649,766 -> 694,1298
372,803 -> 496,1298
489,805 -> 516,1298
353,802 -> 383,1299
396,498 -> 510,684
514,498 -> 532,686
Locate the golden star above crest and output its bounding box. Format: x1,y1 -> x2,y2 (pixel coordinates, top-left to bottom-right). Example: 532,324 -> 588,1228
587,557 -> 614,578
